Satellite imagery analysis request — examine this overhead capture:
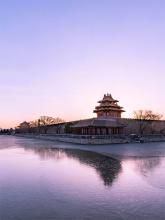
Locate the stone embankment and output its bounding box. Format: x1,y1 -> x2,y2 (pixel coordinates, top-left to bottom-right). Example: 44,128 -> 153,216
15,134 -> 165,145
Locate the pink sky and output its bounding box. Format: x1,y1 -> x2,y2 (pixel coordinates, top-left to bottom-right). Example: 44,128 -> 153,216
0,0 -> 164,128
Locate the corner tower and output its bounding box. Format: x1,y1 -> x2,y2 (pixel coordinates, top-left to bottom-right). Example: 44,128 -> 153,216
94,93 -> 125,118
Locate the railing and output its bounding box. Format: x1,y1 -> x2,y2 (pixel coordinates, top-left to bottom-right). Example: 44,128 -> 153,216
39,133 -> 128,139
15,133 -> 165,141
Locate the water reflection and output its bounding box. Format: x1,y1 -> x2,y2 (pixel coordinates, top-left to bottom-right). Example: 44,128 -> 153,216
65,149 -> 122,186
135,157 -> 162,177
24,146 -> 122,187
2,137 -> 165,220
130,156 -> 165,190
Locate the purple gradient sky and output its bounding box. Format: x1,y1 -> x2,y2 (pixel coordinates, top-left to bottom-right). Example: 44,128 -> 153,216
0,0 -> 165,128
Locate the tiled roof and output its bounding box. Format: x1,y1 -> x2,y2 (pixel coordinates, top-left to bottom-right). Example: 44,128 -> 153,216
71,118 -> 125,128
95,93 -> 125,113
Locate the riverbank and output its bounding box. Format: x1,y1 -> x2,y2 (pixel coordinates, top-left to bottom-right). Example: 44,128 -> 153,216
14,133 -> 165,145
12,134 -> 165,159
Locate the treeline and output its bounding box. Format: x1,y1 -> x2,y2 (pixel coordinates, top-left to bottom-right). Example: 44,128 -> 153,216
15,116 -> 65,134
133,110 -> 163,135
0,128 -> 14,135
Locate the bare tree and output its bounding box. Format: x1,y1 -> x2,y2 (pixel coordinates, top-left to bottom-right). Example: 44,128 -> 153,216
134,110 -> 163,135
38,116 -> 65,134
28,120 -> 40,133
134,110 -> 162,120
17,121 -> 31,133
39,116 -> 64,125
16,116 -> 65,134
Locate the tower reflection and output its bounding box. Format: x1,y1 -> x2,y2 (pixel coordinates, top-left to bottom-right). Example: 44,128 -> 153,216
24,146 -> 122,187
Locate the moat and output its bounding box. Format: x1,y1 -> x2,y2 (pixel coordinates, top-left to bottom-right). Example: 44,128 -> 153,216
1,136 -> 165,220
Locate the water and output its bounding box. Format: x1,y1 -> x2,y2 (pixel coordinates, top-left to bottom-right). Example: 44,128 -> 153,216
1,136 -> 165,220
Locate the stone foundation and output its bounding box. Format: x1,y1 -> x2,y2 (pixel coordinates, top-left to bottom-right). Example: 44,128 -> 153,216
15,134 -> 165,145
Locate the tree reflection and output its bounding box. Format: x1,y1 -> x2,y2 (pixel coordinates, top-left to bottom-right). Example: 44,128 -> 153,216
24,146 -> 121,187
135,157 -> 162,177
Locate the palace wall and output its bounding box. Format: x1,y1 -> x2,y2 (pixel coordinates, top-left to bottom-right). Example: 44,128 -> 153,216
39,124 -> 66,134
37,118 -> 165,136
119,118 -> 165,135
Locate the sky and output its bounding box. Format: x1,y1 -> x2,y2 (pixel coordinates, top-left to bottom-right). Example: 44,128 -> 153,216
0,0 -> 165,128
